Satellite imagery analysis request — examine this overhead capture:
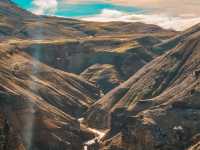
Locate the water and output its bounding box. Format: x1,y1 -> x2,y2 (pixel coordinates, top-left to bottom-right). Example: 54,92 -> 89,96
84,128 -> 105,150
79,118 -> 106,150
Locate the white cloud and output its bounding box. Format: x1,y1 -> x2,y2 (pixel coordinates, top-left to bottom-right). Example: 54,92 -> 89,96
32,0 -> 58,15
81,9 -> 200,31
28,0 -> 200,30
61,0 -> 200,17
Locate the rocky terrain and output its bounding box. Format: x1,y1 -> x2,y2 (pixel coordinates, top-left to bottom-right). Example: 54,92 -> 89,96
85,23 -> 200,128
80,64 -> 123,94
0,0 -> 178,97
84,24 -> 200,149
1,0 -> 200,150
0,38 -> 101,149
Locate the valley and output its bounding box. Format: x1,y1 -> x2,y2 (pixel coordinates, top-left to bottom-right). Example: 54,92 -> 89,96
0,0 -> 200,150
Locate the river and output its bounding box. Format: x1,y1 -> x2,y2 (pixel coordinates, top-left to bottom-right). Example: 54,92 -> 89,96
78,118 -> 106,150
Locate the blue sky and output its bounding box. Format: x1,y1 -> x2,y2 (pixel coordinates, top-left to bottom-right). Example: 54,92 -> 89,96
55,3 -> 141,17
11,0 -> 200,31
11,0 -> 142,17
12,0 -> 32,8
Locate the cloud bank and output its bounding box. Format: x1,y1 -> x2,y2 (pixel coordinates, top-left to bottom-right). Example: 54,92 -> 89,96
28,0 -> 200,30
62,0 -> 200,16
81,9 -> 200,31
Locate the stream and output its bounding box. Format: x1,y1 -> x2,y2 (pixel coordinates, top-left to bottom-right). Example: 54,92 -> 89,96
78,118 -> 106,150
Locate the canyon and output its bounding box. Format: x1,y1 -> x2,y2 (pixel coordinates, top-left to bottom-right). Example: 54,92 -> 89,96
0,0 -> 200,150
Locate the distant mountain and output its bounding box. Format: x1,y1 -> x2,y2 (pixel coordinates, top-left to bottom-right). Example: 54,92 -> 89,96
153,23 -> 200,53
1,0 -> 177,39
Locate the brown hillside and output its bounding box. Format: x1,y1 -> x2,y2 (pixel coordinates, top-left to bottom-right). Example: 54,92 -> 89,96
85,24 -> 200,129
0,42 -> 100,118
81,64 -> 123,94
88,28 -> 200,150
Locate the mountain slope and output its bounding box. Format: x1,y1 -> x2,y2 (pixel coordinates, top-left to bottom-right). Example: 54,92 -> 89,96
0,37 -> 102,149
1,1 -> 195,150
0,0 -> 35,37
81,64 -> 123,94
84,24 -> 200,129
0,88 -> 94,150
153,23 -> 200,53
0,42 -> 100,118
0,1 -> 178,96
88,28 -> 200,150
0,2 -> 104,149
1,0 -> 177,40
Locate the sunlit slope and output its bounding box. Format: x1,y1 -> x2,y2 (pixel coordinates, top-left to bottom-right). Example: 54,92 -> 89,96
0,42 -> 100,117
0,0 -> 178,95
85,23 -> 200,129
98,26 -> 200,150
0,39 -> 102,149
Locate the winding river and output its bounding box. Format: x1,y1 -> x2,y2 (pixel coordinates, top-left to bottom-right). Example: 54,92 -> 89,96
78,118 -> 106,150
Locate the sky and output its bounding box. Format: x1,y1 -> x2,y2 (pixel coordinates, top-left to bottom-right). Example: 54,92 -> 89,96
11,0 -> 200,31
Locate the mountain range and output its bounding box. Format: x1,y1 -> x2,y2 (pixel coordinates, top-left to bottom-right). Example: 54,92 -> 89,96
0,0 -> 200,150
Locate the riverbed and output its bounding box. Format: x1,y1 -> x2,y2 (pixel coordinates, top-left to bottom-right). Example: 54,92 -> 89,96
78,118 -> 106,150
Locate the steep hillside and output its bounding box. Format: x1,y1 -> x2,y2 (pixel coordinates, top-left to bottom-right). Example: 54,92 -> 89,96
0,0 -> 178,95
81,64 -> 123,94
0,0 -> 35,37
2,1 -> 196,150
80,27 -> 200,150
153,23 -> 200,53
17,36 -> 157,75
0,88 -> 94,150
0,41 -> 101,116
85,24 -> 200,129
1,0 -> 177,40
187,141 -> 200,150
1,0 -> 177,39
0,0 -> 179,100
0,1 -> 105,149
0,39 -> 101,149
12,36 -> 164,94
